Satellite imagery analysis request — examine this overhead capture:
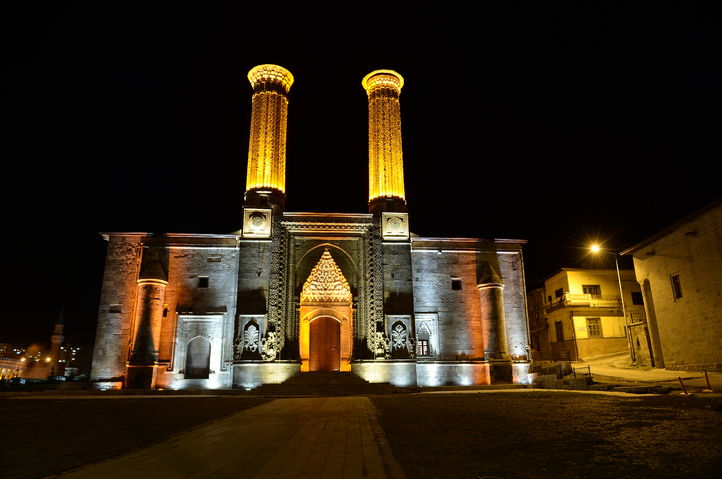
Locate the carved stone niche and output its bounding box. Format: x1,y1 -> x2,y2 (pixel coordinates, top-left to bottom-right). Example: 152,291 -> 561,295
235,315 -> 265,360
381,212 -> 409,241
387,314 -> 414,359
242,208 -> 272,238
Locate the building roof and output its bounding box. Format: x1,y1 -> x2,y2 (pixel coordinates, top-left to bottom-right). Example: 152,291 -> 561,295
620,197 -> 722,256
540,268 -> 634,283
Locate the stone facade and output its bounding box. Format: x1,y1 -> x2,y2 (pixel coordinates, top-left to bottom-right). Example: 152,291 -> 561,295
622,199 -> 722,372
89,64 -> 531,389
91,228 -> 530,388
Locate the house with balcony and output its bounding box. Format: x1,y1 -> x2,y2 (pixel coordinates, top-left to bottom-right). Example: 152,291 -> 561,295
528,268 -> 646,362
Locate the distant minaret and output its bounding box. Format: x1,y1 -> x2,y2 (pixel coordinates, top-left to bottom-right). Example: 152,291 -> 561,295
363,69 -> 407,214
244,64 -> 294,213
49,308 -> 65,375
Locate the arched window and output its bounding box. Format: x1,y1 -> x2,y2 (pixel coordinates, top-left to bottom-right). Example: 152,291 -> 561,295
417,323 -> 431,357
185,337 -> 211,379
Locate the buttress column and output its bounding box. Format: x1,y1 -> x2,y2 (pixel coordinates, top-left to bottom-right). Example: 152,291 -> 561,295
126,249 -> 168,389
363,70 -> 407,214
478,262 -> 512,383
244,64 -> 294,215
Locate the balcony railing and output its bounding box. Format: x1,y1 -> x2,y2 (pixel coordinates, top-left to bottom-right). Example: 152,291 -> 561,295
545,293 -> 622,312
629,310 -> 646,324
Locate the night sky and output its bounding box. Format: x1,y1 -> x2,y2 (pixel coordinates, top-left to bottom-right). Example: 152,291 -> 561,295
3,4 -> 720,350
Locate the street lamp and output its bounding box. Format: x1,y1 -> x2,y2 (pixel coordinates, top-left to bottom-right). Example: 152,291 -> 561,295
590,244 -> 632,362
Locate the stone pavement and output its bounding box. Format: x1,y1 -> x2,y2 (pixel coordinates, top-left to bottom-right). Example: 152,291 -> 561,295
52,396 -> 405,479
573,352 -> 722,391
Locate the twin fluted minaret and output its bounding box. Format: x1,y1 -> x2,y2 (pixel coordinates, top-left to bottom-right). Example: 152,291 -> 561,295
243,65 -> 406,214
244,64 -> 294,212
362,70 -> 407,214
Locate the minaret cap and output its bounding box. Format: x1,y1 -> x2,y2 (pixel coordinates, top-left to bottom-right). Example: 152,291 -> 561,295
248,64 -> 294,93
362,69 -> 404,93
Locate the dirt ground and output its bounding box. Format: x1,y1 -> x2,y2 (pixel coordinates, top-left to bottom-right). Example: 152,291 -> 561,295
0,397 -> 270,479
372,392 -> 722,479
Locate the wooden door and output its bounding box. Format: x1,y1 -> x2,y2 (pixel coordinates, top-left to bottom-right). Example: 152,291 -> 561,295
309,317 -> 341,371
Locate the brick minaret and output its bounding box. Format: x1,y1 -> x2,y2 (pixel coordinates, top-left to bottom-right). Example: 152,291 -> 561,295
362,69 -> 407,214
244,64 -> 294,213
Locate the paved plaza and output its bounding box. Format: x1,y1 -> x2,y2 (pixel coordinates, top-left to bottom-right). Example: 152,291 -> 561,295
51,397 -> 405,479
3,356 -> 720,478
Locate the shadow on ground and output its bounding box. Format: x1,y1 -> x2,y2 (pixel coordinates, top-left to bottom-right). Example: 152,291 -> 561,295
372,392 -> 722,479
0,397 -> 270,479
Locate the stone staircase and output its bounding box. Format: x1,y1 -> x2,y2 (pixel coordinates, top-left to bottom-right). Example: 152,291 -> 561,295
247,371 -> 414,396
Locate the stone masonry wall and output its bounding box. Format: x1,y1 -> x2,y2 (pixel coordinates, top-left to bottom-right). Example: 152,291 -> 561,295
91,233 -> 241,387
498,251 -> 530,359
411,239 -> 529,361
91,235 -> 142,380
631,203 -> 722,371
155,240 -> 238,388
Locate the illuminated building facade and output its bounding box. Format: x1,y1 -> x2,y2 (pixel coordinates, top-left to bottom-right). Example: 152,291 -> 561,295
527,268 -> 645,362
90,65 -> 531,389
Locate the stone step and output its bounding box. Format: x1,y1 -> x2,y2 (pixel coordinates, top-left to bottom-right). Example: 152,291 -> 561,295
247,371 -> 412,396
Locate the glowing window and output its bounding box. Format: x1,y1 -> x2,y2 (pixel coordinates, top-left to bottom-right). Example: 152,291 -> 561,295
587,318 -> 602,338
417,339 -> 429,356
582,285 -> 601,298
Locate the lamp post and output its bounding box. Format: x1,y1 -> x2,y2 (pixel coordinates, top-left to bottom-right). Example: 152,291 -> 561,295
590,244 -> 633,363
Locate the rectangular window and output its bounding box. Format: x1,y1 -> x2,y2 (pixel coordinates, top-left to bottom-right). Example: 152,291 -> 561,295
582,285 -> 601,298
198,276 -> 209,288
451,279 -> 462,290
631,291 -> 644,305
670,274 -> 683,300
587,318 -> 602,338
555,321 -> 564,342
555,288 -> 564,298
417,339 -> 429,356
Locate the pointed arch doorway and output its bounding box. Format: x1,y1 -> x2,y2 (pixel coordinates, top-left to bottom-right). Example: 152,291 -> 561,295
299,249 -> 353,372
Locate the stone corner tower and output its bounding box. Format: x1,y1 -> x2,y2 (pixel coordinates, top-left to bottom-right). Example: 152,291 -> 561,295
243,64 -> 294,216
363,69 -> 407,215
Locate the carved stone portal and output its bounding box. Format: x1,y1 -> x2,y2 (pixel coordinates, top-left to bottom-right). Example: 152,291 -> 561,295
298,250 -> 353,372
